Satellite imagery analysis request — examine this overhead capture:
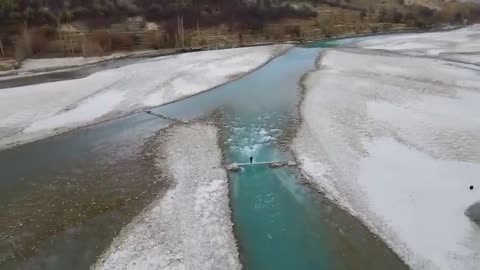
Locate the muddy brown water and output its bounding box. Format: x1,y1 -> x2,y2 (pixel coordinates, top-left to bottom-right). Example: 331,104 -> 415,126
0,113 -> 170,269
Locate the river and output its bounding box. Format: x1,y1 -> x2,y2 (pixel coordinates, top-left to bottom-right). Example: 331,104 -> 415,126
0,40 -> 408,269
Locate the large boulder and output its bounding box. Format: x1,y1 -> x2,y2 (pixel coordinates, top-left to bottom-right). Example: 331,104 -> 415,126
465,202 -> 480,225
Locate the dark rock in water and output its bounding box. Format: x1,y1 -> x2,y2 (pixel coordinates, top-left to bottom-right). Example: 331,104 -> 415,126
269,161 -> 285,168
226,163 -> 241,172
465,202 -> 480,225
268,161 -> 297,168
287,161 -> 297,167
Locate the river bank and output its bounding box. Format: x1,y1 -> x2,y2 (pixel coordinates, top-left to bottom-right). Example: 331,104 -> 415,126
0,23 -> 463,81
194,45 -> 407,270
1,37 -> 413,270
2,25 -> 477,269
0,50 -> 170,78
94,123 -> 240,270
0,44 -> 292,151
292,25 -> 480,270
0,43 -> 288,81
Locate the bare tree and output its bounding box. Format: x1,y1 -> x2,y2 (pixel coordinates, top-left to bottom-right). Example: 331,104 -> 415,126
0,39 -> 4,57
177,15 -> 185,48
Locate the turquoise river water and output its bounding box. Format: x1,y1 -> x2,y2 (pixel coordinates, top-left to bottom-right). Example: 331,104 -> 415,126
157,45 -> 407,269
0,41 -> 407,269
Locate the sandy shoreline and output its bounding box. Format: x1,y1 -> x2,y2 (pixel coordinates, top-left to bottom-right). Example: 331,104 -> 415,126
0,44 -> 292,152
0,23 -> 460,81
291,25 -> 480,270
94,123 -> 240,270
0,43 -> 289,81
0,50 -> 175,79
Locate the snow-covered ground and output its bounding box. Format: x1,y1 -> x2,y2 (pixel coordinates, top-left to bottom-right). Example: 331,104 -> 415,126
0,44 -> 291,150
354,24 -> 480,65
22,51 -> 163,70
21,55 -> 124,71
293,26 -> 480,270
0,50 -> 159,77
94,123 -> 240,270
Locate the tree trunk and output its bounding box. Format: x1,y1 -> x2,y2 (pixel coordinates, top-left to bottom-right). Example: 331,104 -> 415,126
197,20 -> 200,37
0,40 -> 4,57
180,17 -> 185,48
59,31 -> 66,56
81,35 -> 86,57
176,15 -> 185,49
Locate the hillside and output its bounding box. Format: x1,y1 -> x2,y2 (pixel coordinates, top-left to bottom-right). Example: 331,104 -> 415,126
0,0 -> 479,70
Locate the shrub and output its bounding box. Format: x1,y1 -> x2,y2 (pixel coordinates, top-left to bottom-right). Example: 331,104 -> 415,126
84,40 -> 104,56
146,32 -> 170,49
91,31 -> 111,53
392,10 -> 404,23
151,34 -> 162,49
30,31 -> 49,55
470,6 -> 480,22
360,9 -> 367,20
454,12 -> 464,24
14,38 -> 28,61
39,25 -> 57,39
284,25 -> 301,38
418,7 -> 435,18
111,33 -> 135,51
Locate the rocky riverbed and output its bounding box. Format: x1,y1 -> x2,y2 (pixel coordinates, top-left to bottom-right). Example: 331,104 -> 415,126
94,123 -> 240,270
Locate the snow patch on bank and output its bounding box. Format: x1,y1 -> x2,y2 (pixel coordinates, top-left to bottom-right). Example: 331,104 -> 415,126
21,56 -> 111,71
94,123 -> 240,270
24,90 -> 125,133
354,25 -> 480,65
0,44 -> 292,150
293,47 -> 480,270
0,50 -> 156,77
359,138 -> 480,270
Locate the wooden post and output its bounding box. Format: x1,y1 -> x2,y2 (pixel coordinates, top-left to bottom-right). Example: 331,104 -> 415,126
70,34 -> 75,55
81,34 -> 86,57
176,15 -> 185,49
181,16 -> 184,48
177,16 -> 180,48
23,21 -> 31,55
196,20 -> 200,40
59,31 -> 65,56
0,40 -> 4,57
